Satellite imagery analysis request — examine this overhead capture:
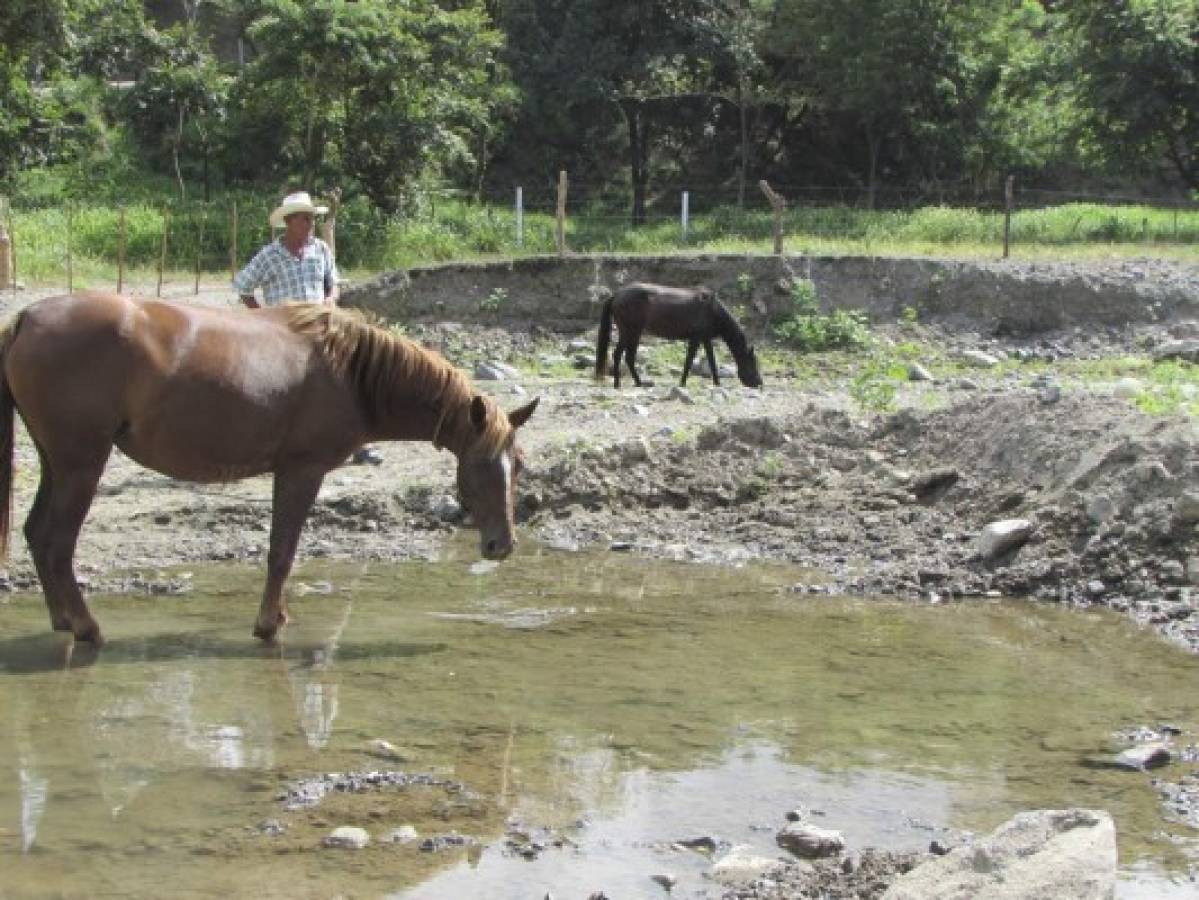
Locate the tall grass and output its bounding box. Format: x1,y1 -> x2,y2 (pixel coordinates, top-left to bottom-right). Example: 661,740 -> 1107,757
6,194 -> 1197,287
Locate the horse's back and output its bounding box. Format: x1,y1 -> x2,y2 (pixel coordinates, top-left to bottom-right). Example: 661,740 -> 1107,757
3,293 -> 351,479
612,283 -> 714,338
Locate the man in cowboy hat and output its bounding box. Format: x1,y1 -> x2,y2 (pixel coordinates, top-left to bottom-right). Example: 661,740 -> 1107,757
235,189 -> 383,465
234,190 -> 339,308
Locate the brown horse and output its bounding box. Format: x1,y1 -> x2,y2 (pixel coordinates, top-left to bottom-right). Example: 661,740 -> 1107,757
595,282 -> 762,389
0,292 -> 538,645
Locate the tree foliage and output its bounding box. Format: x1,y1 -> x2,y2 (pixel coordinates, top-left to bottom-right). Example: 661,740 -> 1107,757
1,0 -> 1195,214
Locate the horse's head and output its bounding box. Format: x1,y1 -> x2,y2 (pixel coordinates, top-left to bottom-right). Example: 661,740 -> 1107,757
737,345 -> 764,388
456,395 -> 539,560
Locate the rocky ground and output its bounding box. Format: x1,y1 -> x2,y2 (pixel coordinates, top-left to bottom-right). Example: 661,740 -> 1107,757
1,273 -> 1197,896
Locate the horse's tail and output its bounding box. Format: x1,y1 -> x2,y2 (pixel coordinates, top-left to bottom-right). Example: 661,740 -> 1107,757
0,316 -> 17,562
594,294 -> 615,380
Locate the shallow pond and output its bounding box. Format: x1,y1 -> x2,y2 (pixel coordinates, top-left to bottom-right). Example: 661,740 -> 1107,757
1,543 -> 1197,898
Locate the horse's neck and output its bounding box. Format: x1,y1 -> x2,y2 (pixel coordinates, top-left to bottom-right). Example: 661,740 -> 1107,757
713,306 -> 748,355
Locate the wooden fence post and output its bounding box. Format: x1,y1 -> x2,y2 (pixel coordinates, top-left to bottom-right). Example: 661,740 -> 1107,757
65,205 -> 73,293
229,200 -> 238,283
157,207 -> 170,298
513,186 -> 522,248
320,187 -> 340,260
6,201 -> 16,297
758,180 -> 787,255
117,207 -> 127,293
555,170 -> 568,257
194,204 -> 206,294
1003,174 -> 1014,259
0,197 -> 11,291
681,191 -> 690,244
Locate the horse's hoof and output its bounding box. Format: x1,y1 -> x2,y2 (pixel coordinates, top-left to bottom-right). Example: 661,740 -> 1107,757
253,622 -> 280,642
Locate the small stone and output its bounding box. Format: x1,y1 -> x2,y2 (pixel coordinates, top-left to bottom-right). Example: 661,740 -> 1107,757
666,385 -> 695,404
776,823 -> 845,859
959,349 -> 999,368
324,826 -> 370,849
1113,377 -> 1142,399
650,873 -> 677,890
386,825 -> 419,844
1115,744 -> 1172,770
977,519 -> 1033,560
1174,492 -> 1199,526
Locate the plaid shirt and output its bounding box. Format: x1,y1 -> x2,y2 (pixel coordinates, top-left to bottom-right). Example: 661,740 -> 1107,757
233,237 -> 338,304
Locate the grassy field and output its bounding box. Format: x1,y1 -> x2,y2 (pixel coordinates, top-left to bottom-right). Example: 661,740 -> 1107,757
5,194 -> 1196,289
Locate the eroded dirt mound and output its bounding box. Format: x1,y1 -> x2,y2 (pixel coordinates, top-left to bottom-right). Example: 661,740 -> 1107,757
525,391 -> 1198,649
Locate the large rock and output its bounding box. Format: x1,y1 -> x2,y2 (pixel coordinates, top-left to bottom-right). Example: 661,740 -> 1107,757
776,823 -> 845,859
882,809 -> 1116,900
977,519 -> 1034,561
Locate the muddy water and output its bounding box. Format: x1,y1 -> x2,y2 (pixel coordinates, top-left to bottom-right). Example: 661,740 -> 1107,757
1,545 -> 1197,899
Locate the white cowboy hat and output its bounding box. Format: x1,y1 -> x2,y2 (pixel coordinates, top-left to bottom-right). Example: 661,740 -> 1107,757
269,191 -> 329,227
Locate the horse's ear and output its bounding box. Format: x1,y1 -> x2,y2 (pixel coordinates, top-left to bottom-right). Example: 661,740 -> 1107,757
470,395 -> 490,433
507,397 -> 540,430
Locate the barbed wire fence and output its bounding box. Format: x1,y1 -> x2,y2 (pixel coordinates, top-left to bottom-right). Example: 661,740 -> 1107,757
1,176 -> 1195,296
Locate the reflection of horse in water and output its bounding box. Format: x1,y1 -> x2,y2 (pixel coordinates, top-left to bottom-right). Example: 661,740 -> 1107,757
0,293 -> 538,645
595,282 -> 763,389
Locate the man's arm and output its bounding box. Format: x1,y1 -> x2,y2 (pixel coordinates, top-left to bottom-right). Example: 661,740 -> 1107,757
233,244 -> 270,308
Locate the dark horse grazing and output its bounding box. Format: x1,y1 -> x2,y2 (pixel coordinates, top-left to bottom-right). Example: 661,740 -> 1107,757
0,292 -> 538,645
595,282 -> 762,389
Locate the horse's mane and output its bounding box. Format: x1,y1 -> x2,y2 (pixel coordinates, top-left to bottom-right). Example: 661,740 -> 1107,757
712,299 -> 751,357
283,305 -> 510,457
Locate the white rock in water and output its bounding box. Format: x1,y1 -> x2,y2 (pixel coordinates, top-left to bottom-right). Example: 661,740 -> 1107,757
977,519 -> 1033,560
709,845 -> 784,884
324,826 -> 371,849
776,823 -> 845,859
882,808 -> 1116,900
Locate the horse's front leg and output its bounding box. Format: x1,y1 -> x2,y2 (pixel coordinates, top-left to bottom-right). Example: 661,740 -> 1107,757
703,340 -> 721,386
36,455 -> 109,644
255,468 -> 326,642
681,339 -> 700,386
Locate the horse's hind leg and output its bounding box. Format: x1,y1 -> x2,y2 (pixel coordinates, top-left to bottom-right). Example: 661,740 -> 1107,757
703,340 -> 721,386
624,330 -> 644,387
35,454 -> 110,644
23,448 -> 69,631
681,339 -> 700,386
612,337 -> 625,388
254,469 -> 325,642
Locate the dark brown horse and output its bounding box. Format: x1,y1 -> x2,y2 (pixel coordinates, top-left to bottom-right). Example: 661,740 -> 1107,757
595,282 -> 762,389
0,292 -> 538,645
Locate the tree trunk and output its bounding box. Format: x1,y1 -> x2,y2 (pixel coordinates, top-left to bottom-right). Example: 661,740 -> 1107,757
173,104 -> 187,203
865,123 -> 881,210
737,78 -> 749,209
621,99 -> 650,227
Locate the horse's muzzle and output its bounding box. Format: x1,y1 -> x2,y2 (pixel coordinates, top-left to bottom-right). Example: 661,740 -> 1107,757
482,536 -> 515,560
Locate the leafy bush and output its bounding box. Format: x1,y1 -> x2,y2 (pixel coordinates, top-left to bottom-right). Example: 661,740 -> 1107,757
773,278 -> 871,351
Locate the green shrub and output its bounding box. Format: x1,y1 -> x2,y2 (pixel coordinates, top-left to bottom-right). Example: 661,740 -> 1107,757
773,278 -> 871,351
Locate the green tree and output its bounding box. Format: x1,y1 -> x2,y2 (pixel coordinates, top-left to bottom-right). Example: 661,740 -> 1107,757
1061,0 -> 1197,191
121,25 -> 230,200
764,0 -> 968,205
237,0 -> 508,210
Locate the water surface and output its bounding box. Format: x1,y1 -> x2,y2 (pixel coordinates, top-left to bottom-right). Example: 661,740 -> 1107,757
1,545 -> 1196,898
